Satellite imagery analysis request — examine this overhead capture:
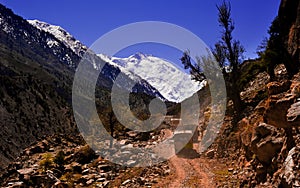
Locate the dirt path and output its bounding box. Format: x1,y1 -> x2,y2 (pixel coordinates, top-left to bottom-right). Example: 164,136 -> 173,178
154,154 -> 215,188
163,156 -> 214,188
169,156 -> 190,187
187,157 -> 214,187
154,129 -> 215,188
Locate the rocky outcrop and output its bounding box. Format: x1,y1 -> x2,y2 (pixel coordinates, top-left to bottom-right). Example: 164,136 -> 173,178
287,100 -> 300,125
236,72 -> 300,186
250,123 -> 283,165
264,93 -> 296,128
280,146 -> 300,187
217,1 -> 300,186
266,80 -> 291,96
264,77 -> 300,128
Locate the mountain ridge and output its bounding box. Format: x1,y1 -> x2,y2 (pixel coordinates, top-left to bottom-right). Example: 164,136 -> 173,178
28,19 -> 204,102
27,19 -> 165,100
99,53 -> 205,102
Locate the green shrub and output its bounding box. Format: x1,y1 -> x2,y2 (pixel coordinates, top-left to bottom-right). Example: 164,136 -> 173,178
54,150 -> 65,168
39,153 -> 53,171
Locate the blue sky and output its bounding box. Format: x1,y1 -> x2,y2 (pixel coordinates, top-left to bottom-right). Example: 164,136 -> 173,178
0,0 -> 280,69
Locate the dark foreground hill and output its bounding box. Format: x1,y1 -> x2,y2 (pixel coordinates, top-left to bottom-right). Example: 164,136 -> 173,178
0,3 -> 165,170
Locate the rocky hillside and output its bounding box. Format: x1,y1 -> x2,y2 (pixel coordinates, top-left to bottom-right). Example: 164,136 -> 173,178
0,3 -> 166,171
0,83 -> 212,187
0,133 -> 171,188
236,0 -> 300,186
0,4 -> 78,169
235,68 -> 300,187
207,0 -> 300,186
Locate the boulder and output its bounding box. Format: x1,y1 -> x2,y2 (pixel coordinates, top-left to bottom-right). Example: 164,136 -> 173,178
286,101 -> 300,126
255,123 -> 278,138
266,81 -> 291,96
53,181 -> 68,188
65,145 -> 96,164
7,181 -> 24,187
98,164 -> 111,172
122,179 -> 131,185
251,135 -> 283,165
238,118 -> 253,147
86,179 -> 94,185
264,94 -> 296,128
96,177 -> 106,182
290,81 -> 300,97
70,162 -> 82,173
127,131 -> 138,138
17,168 -> 34,175
280,147 -> 300,187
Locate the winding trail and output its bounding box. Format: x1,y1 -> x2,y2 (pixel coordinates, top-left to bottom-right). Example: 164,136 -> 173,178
154,155 -> 215,188
154,129 -> 215,188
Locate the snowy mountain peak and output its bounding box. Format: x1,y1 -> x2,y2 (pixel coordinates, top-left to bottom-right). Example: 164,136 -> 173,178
98,53 -> 205,102
28,19 -> 87,57
28,19 -> 204,102
130,52 -> 149,60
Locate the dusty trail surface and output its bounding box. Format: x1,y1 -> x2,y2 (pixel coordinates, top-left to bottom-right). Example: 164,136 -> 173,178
154,129 -> 215,188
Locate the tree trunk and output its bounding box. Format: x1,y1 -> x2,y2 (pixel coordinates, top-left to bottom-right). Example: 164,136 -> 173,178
226,72 -> 243,126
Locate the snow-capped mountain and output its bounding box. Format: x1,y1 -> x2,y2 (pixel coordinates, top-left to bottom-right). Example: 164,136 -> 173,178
28,19 -> 204,102
28,20 -> 87,57
28,19 -> 164,99
98,53 -> 205,102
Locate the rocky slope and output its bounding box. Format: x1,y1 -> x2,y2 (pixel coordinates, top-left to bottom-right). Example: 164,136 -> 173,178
0,83 -> 213,187
236,68 -> 300,187
204,1 -> 300,186
0,3 -> 165,171
0,133 -> 171,187
234,1 -> 300,186
0,77 -> 215,188
0,4 -> 78,169
194,64 -> 300,187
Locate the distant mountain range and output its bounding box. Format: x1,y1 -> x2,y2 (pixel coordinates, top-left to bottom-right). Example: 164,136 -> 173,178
28,19 -> 204,102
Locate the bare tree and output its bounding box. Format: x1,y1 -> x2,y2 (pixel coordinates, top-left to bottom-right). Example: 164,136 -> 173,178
181,50 -> 206,82
213,0 -> 245,113
181,1 -> 244,115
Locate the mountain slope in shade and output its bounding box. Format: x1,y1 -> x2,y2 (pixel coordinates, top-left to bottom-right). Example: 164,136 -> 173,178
0,4 -> 167,170
98,53 -> 205,102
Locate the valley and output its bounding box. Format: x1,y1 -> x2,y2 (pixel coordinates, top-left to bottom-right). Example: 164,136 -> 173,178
0,0 -> 300,187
